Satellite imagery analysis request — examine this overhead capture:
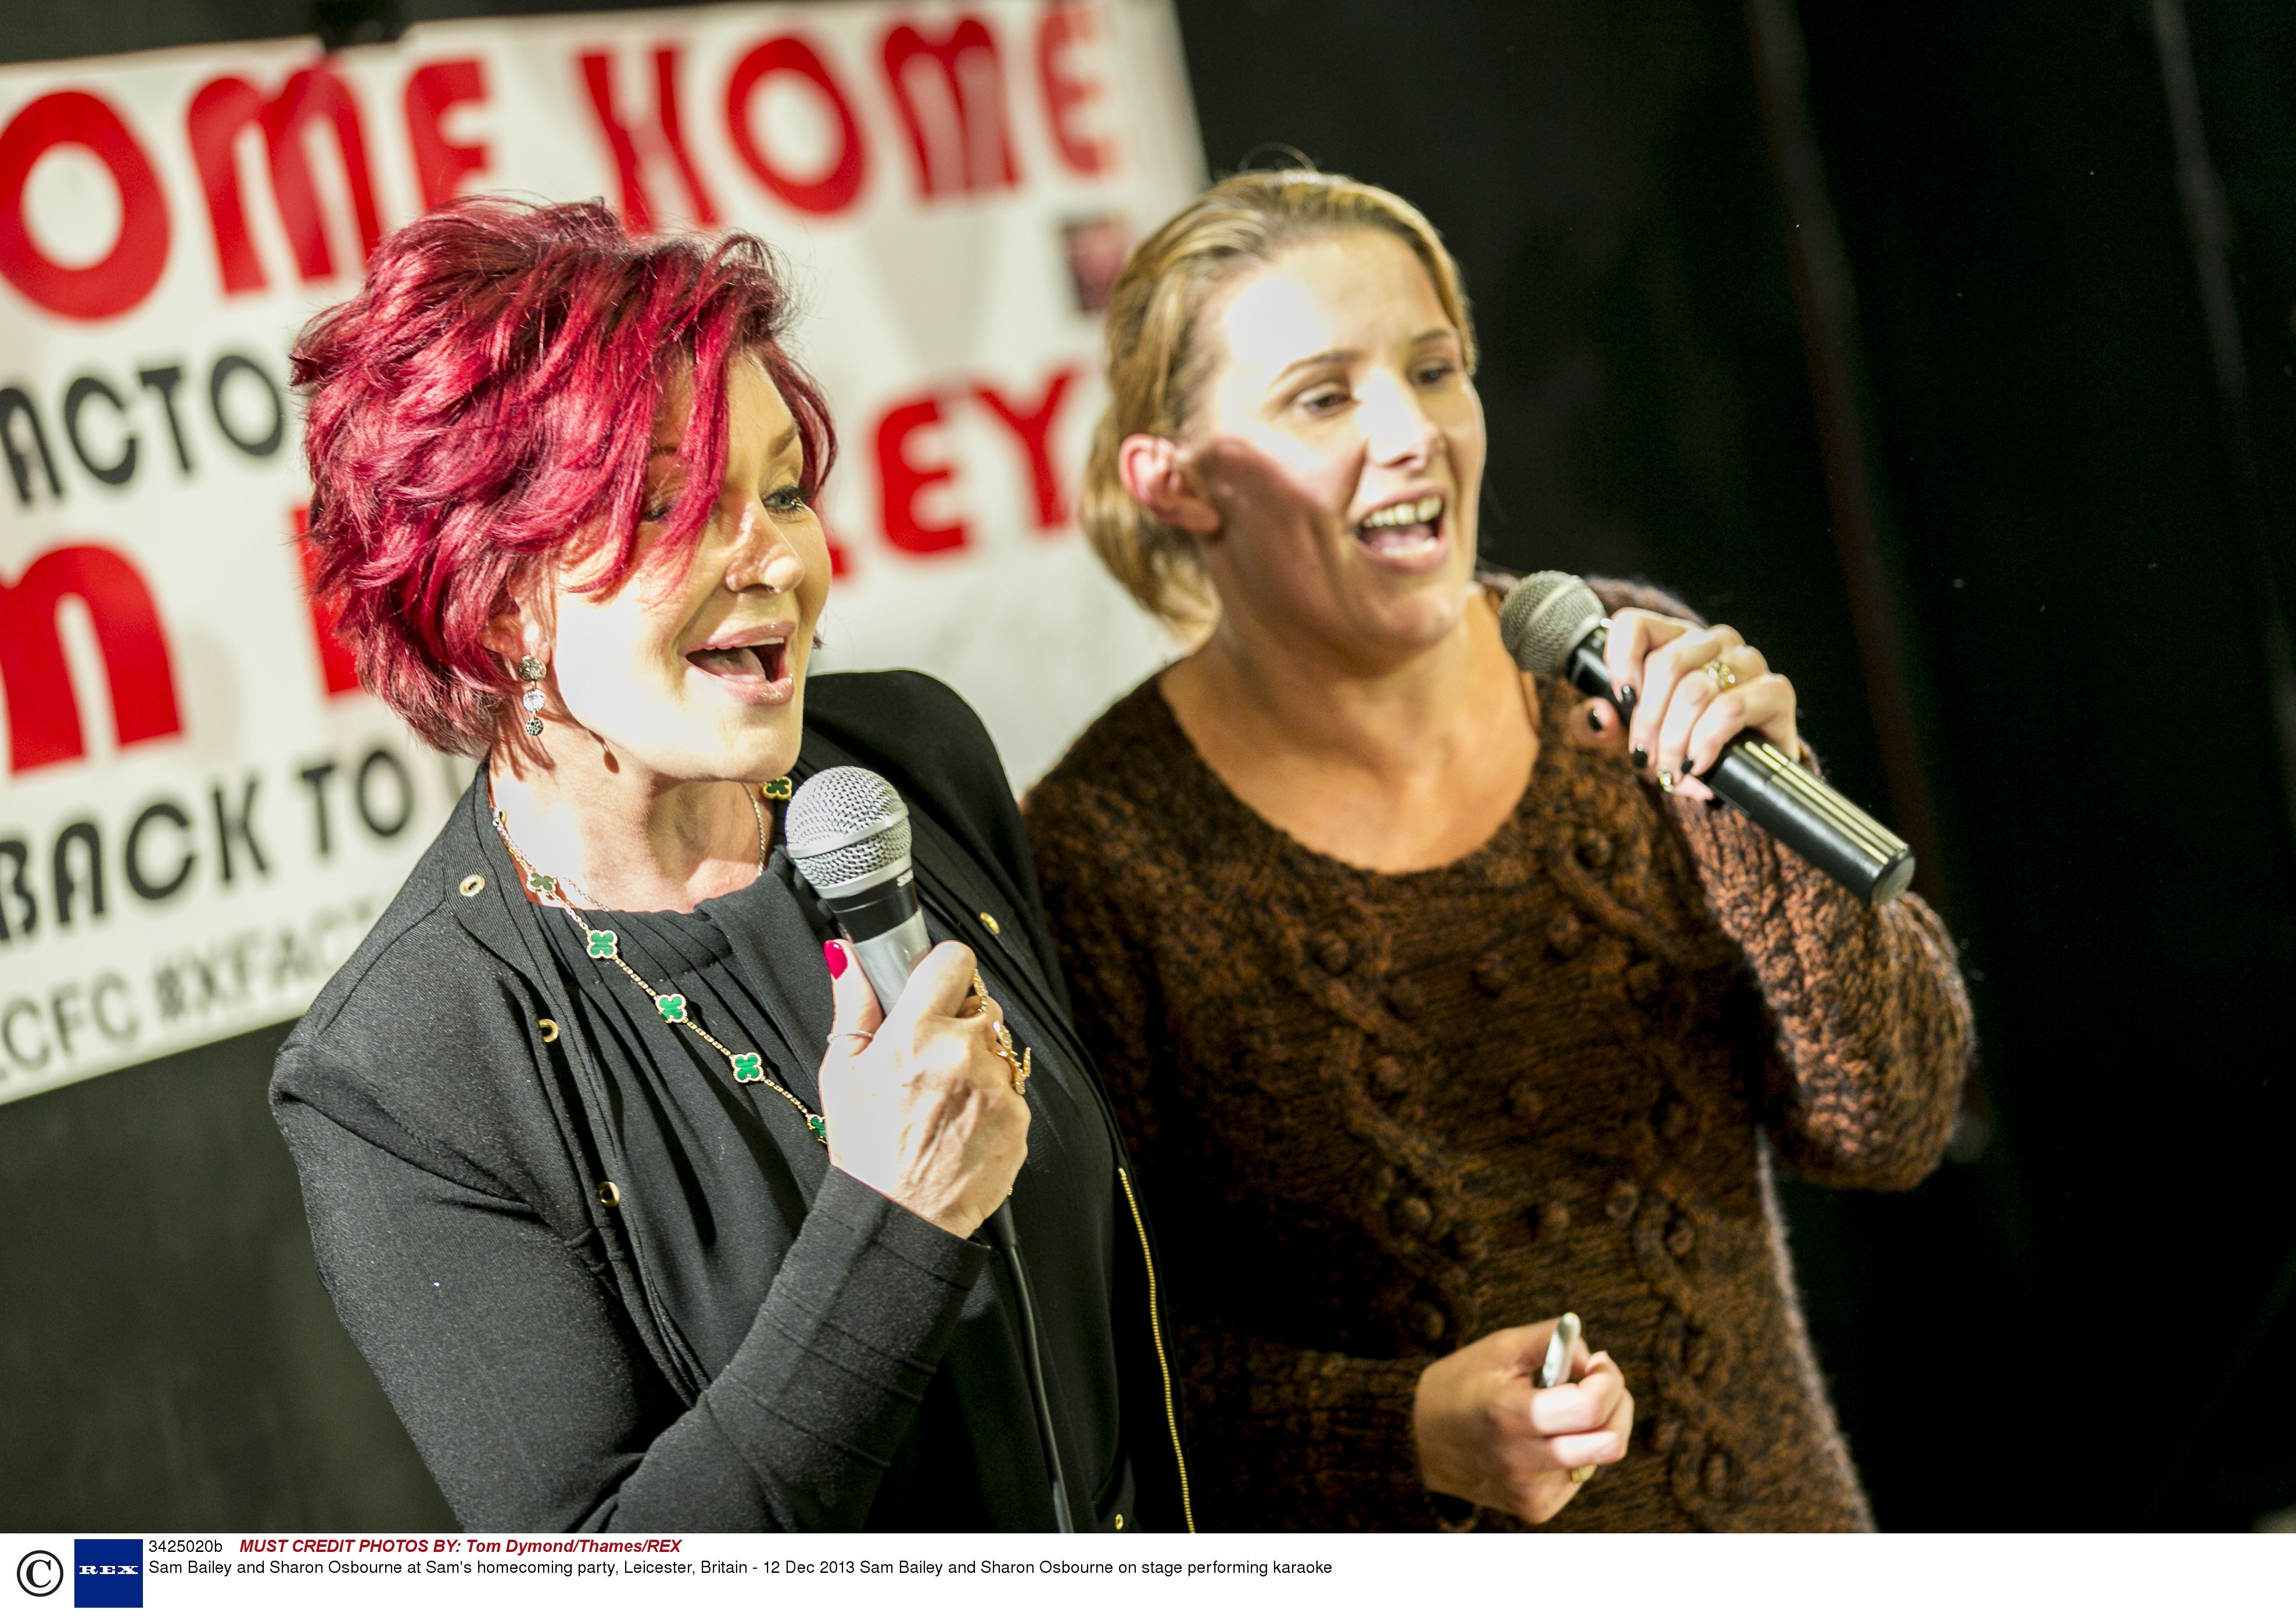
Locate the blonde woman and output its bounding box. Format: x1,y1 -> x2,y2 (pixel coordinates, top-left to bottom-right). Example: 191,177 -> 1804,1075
1024,171 -> 1972,1531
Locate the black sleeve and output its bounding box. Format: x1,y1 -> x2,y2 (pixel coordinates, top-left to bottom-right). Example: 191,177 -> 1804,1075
274,1054 -> 988,1530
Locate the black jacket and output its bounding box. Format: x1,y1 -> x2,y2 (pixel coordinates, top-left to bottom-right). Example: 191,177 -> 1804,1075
271,671 -> 1193,1531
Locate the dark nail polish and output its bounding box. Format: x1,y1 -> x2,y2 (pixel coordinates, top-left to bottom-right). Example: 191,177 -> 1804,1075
1586,706 -> 1607,734
1630,746 -> 1649,770
1682,754 -> 1701,777
1619,684 -> 1638,709
823,939 -> 848,979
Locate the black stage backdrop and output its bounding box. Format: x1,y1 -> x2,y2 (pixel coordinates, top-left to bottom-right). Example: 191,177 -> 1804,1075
1,0 -> 2290,1531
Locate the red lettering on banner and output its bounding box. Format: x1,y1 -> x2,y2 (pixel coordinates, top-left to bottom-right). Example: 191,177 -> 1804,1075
1036,3 -> 1115,177
723,35 -> 867,215
292,504 -> 360,698
188,63 -> 385,296
875,395 -> 967,556
580,46 -> 718,232
0,91 -> 171,321
973,366 -> 1078,530
404,59 -> 491,210
881,17 -> 1019,200
0,544 -> 182,773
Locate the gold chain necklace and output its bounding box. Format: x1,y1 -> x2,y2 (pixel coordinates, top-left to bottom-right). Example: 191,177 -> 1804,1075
492,778 -> 827,1147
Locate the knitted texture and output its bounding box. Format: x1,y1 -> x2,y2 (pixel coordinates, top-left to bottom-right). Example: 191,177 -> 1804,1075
1025,587 -> 1972,1532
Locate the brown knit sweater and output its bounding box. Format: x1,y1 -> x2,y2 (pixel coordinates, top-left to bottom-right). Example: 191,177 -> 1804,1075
1024,585 -> 1973,1533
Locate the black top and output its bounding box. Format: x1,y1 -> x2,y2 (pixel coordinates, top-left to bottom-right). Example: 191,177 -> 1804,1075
270,671 -> 1192,1532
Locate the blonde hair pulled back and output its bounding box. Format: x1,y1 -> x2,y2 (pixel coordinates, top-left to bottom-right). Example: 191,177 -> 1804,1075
1080,170 -> 1476,627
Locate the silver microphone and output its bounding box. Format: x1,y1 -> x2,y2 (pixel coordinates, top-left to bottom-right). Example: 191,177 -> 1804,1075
1500,571 -> 1915,905
785,766 -> 934,1011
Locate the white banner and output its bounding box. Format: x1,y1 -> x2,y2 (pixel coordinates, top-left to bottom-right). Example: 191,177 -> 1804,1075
0,1 -> 1201,1104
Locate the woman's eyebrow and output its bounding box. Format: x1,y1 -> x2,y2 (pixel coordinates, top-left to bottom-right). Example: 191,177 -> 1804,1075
1270,348 -> 1355,387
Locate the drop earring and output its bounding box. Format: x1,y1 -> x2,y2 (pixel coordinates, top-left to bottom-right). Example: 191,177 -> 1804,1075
516,655 -> 547,736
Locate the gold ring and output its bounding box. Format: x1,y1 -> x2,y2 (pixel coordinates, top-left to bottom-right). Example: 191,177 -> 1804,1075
975,971 -> 1031,1094
1706,657 -> 1738,692
1569,1464 -> 1597,1485
995,1044 -> 1029,1095
1656,769 -> 1676,794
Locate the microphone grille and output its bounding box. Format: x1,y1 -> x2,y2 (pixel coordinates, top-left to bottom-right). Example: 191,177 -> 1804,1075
1499,571 -> 1605,676
785,766 -> 913,893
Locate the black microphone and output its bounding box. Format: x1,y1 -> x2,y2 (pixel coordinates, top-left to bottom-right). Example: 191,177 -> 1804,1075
784,766 -> 1077,1533
1499,573 -> 1915,905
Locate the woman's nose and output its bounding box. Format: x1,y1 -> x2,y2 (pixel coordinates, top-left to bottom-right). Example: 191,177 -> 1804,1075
1360,369 -> 1440,467
724,502 -> 806,595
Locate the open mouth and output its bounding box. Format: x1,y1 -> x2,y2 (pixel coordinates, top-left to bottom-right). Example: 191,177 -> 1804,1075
685,630 -> 792,700
1355,493 -> 1448,565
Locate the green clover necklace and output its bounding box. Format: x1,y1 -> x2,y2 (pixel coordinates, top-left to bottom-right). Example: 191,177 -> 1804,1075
492,778 -> 826,1147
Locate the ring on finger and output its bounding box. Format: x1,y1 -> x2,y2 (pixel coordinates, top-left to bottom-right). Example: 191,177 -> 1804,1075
993,1043 -> 1029,1095
973,971 -> 1031,1094
1705,655 -> 1738,693
1569,1464 -> 1597,1485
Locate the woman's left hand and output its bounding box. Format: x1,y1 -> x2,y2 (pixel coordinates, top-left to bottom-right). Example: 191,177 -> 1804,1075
1601,608 -> 1798,801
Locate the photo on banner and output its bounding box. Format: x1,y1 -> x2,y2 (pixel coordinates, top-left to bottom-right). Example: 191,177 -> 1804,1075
0,0 -> 1204,1104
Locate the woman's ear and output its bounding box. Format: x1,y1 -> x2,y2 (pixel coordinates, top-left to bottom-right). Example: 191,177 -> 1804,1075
482,578 -> 551,673
1119,433 -> 1223,538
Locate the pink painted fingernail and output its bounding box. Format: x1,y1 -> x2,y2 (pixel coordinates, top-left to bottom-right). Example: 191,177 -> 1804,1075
823,939 -> 848,979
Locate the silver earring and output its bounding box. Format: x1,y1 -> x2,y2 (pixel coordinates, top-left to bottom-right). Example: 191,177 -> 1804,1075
517,655 -> 547,736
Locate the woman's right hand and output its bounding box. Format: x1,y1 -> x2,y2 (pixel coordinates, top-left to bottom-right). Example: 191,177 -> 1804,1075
816,939 -> 1031,1239
1413,1318 -> 1634,1523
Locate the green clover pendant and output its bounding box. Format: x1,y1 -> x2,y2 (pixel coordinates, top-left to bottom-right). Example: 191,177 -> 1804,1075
655,993 -> 687,1025
730,1052 -> 763,1083
527,872 -> 557,896
805,1114 -> 827,1144
586,929 -> 617,959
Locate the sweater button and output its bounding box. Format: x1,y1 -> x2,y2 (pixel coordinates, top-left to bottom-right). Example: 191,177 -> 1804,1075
1605,1180 -> 1640,1221
1546,912 -> 1585,958
1397,1196 -> 1434,1234
1369,1055 -> 1409,1098
1471,952 -> 1509,996
1315,936 -> 1352,973
1574,829 -> 1613,869
1625,959 -> 1666,1007
1410,1302 -> 1448,1344
1506,1082 -> 1544,1123
1535,1200 -> 1570,1240
1386,980 -> 1426,1020
1684,1326 -> 1714,1379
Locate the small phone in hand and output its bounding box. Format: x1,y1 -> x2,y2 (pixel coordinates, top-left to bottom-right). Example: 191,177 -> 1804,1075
1538,1311 -> 1581,1389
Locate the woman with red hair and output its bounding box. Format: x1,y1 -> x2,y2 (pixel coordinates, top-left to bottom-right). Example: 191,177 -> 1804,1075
268,199 -> 1190,1530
